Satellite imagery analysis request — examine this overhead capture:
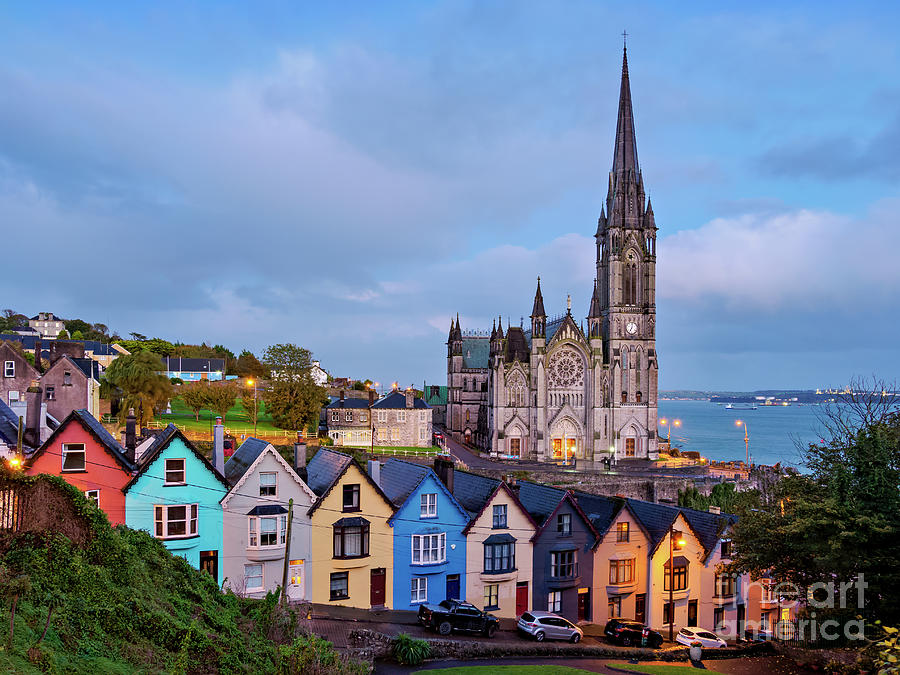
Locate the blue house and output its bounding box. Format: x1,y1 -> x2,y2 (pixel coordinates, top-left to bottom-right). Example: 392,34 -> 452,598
377,457 -> 470,611
124,424 -> 229,582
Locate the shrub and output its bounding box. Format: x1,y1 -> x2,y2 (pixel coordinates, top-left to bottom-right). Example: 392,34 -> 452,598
393,632 -> 430,666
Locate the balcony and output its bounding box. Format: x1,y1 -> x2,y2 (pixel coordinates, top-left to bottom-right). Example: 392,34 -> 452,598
247,546 -> 284,562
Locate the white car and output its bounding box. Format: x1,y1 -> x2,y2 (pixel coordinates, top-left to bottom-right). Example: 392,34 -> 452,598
675,627 -> 728,648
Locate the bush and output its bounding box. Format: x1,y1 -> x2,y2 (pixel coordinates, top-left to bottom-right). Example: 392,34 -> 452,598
393,632 -> 430,666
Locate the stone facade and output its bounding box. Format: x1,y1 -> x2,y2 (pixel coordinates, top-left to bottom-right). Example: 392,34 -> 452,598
28,312 -> 65,338
447,48 -> 658,464
327,389 -> 433,448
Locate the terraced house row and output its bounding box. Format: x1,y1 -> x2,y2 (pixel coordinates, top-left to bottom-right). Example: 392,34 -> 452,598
18,406 -> 759,637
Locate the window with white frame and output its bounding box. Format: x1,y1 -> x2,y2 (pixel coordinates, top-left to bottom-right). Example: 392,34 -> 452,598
390,428 -> 400,441
3,361 -> 14,378
548,591 -> 562,613
420,493 -> 437,518
377,428 -> 387,442
411,577 -> 427,603
360,412 -> 368,422
331,411 -> 339,422
85,490 -> 100,507
419,427 -> 427,441
397,410 -> 407,423
259,472 -> 277,497
411,533 -> 446,564
419,411 -> 426,423
377,410 -> 387,423
164,458 -> 186,484
45,386 -> 55,400
345,411 -> 352,422
244,564 -> 263,591
154,504 -> 198,539
61,443 -> 86,472
249,515 -> 287,547
492,504 -> 507,528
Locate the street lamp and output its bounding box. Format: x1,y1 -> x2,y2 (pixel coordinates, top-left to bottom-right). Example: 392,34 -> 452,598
659,418 -> 681,445
667,526 -> 688,642
735,419 -> 750,465
246,378 -> 259,437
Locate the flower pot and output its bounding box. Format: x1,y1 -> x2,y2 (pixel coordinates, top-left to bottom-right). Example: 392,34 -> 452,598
689,643 -> 703,662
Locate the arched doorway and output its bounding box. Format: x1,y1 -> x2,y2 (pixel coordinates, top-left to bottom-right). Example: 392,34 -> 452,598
550,418 -> 581,464
464,428 -> 472,444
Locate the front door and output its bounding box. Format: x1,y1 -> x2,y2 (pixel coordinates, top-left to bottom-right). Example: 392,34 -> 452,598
370,568 -> 386,607
737,603 -> 746,635
577,588 -> 590,622
688,599 -> 698,626
516,582 -> 529,616
199,550 -> 218,583
446,574 -> 461,601
635,593 -> 646,624
287,559 -> 305,601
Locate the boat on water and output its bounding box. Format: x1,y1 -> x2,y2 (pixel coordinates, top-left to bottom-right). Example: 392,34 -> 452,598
724,403 -> 758,410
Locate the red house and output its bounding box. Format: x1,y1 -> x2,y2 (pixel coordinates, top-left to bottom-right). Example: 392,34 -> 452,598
27,409 -> 136,525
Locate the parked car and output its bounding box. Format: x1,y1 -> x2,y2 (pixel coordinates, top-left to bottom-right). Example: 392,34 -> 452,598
517,611 -> 583,643
743,627 -> 776,642
603,619 -> 664,648
418,599 -> 500,637
676,627 -> 728,649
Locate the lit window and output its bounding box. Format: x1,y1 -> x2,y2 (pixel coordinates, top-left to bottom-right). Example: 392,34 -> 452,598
484,584 -> 499,610
608,595 -> 622,618
153,504 -> 198,539
715,573 -> 736,597
85,489 -> 100,507
411,577 -> 427,604
259,472 -> 277,497
420,493 -> 437,518
61,443 -> 86,472
412,533 -> 446,564
244,564 -> 263,591
617,522 -> 630,542
165,458 -> 186,484
391,428 -> 400,441
609,558 -> 634,584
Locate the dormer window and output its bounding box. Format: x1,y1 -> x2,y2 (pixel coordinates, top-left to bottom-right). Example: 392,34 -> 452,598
259,472 -> 277,497
165,458 -> 186,485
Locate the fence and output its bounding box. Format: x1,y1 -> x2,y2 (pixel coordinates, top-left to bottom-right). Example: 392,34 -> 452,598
143,420 -> 318,444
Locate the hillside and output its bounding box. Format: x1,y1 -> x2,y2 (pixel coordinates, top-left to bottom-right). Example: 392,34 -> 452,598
0,467 -> 363,674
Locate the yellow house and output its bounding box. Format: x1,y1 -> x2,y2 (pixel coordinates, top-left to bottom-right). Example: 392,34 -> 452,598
461,477 -> 537,618
306,449 -> 395,608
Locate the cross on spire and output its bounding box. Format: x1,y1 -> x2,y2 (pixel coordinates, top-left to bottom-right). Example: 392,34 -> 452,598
622,30 -> 628,46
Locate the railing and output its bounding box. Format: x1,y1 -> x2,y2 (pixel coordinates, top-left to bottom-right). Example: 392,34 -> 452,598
143,420 -> 317,443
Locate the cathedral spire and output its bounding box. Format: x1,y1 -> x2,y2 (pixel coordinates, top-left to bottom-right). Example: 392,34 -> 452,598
531,276 -> 546,318
588,278 -> 602,318
612,42 -> 639,176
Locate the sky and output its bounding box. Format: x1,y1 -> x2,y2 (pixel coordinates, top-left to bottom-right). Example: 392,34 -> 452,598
2,1 -> 899,391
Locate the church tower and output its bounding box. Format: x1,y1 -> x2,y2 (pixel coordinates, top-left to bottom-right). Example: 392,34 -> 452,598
596,44 -> 659,459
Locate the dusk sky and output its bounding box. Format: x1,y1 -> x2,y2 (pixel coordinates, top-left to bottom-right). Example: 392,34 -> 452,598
3,1 -> 899,390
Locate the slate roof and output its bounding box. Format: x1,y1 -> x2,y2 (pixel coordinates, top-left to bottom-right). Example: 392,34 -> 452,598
515,481 -> 566,526
572,491 -> 622,535
161,357 -> 226,373
681,506 -> 736,554
325,397 -> 371,409
504,327 -> 530,364
124,424 -> 228,491
623,498 -> 679,548
28,409 -> 135,471
224,437 -> 271,484
544,316 -> 566,342
71,357 -> 102,381
0,335 -> 120,356
379,458 -> 430,506
305,447 -> 352,496
372,391 -> 430,410
450,469 -> 501,517
0,400 -> 25,448
461,337 -> 490,369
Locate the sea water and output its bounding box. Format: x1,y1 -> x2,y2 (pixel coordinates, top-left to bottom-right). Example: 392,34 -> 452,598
657,400 -> 827,470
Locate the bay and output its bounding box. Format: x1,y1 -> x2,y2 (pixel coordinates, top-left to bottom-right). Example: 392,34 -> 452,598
657,400 -> 827,470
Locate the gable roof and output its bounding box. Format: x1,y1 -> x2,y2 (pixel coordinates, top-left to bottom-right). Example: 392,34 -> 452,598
449,469 -> 501,517
521,487 -> 599,544
461,480 -> 539,534
43,354 -> 99,383
221,441 -> 316,506
515,480 -> 567,526
123,424 -> 228,492
28,409 -> 135,471
325,397 -> 371,409
305,447 -> 395,517
0,342 -> 40,377
0,400 -> 29,450
224,437 -> 270,484
380,458 -> 470,525
372,391 -> 430,409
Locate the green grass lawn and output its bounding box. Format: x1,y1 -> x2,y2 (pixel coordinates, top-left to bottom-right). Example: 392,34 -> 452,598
610,664 -> 719,674
156,396 -> 295,437
413,667 -> 600,675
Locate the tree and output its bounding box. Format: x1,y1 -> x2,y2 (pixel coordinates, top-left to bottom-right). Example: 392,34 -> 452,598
104,351 -> 173,426
56,329 -> 70,339
234,350 -> 269,379
242,388 -> 261,427
71,330 -> 84,340
262,344 -> 326,431
181,381 -> 211,421
204,381 -> 240,422
114,337 -> 175,356
0,310 -> 27,333
64,318 -> 92,335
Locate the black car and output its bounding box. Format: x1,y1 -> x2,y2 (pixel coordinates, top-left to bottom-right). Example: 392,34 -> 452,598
418,599 -> 500,637
603,618 -> 664,648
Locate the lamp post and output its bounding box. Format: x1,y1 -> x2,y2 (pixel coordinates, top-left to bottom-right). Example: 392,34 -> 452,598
735,419 -> 750,465
659,418 -> 681,447
247,379 -> 259,437
668,525 -> 687,642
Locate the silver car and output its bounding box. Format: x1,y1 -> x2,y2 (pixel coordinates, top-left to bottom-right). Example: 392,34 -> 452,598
517,610 -> 583,643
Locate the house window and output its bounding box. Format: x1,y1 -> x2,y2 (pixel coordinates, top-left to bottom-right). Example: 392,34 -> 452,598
46,386 -> 55,400
259,472 -> 277,497
244,564 -> 263,591
330,572 -> 349,600
483,542 -> 515,573
617,522 -> 630,542
377,428 -> 387,442
412,533 -> 446,564
153,504 -> 198,539
715,573 -> 736,598
345,411 -> 352,422
420,493 -> 437,518
714,607 -> 725,631
3,361 -> 13,378
61,443 -> 86,472
550,550 -> 576,578
63,371 -> 72,386
419,411 -> 426,423
664,562 -> 688,591
85,489 -> 100,507
608,595 -> 622,618
360,412 -> 368,422
492,504 -> 507,529
419,427 -> 427,441
411,577 -> 427,604
377,411 -> 387,423
390,428 -> 400,441
343,484 -> 360,511
609,558 -> 634,584
663,601 -> 674,625
333,522 -> 369,558
720,539 -> 732,559
548,591 -> 562,613
557,513 -> 572,536
165,458 -> 186,484
398,411 -> 407,423
484,584 -> 499,610
331,411 -> 339,422
249,516 -> 286,547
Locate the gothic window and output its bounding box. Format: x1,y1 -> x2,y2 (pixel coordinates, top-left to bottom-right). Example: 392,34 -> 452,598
621,350 -> 628,401
636,391 -> 643,403
548,348 -> 585,389
636,350 -> 642,388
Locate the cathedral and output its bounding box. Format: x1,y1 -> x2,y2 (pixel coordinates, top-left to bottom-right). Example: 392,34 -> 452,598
446,46 -> 659,464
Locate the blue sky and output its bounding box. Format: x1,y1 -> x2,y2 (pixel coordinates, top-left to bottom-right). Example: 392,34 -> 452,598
2,1 -> 899,390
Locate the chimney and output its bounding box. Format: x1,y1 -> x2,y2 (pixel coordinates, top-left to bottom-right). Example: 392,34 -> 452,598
405,389 -> 414,409
504,474 -> 520,495
213,417 -> 225,475
368,389 -> 376,406
48,341 -> 57,366
24,380 -> 42,447
294,433 -> 308,483
340,390 -> 345,407
124,408 -> 137,463
433,455 -> 454,493
367,459 -> 381,487
33,339 -> 43,373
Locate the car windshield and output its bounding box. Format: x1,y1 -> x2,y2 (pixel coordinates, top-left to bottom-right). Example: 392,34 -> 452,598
439,600 -> 452,610
697,632 -> 718,639
679,629 -> 693,636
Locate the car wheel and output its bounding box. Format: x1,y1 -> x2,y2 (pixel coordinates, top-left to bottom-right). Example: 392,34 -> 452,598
622,636 -> 633,647
570,633 -> 581,644
535,631 -> 545,642
438,621 -> 452,636
485,624 -> 497,639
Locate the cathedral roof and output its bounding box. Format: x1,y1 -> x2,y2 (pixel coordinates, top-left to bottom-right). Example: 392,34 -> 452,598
461,337 -> 490,369
612,44 -> 639,176
531,277 -> 546,318
504,327 -> 530,363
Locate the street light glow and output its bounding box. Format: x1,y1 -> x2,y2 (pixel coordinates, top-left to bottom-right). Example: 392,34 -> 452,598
677,538 -> 687,548
660,418 -> 667,425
